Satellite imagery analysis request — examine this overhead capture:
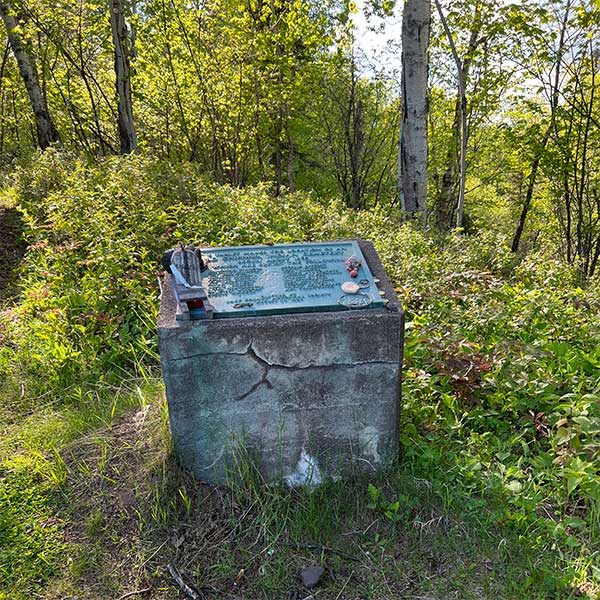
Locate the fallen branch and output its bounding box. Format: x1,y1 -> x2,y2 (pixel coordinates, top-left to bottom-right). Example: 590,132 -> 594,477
335,570 -> 354,600
167,563 -> 202,600
282,541 -> 360,562
116,588 -> 151,600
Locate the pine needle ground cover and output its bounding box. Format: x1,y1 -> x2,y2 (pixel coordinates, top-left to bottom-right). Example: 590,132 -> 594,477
0,154 -> 598,599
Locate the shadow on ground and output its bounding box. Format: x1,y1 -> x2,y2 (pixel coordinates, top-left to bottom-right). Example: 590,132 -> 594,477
6,400 -> 579,600
0,206 -> 25,302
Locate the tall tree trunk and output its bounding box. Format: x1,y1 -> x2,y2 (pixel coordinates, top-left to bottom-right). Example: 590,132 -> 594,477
274,105 -> 283,195
511,125 -> 551,252
399,0 -> 431,213
434,0 -> 481,229
351,98 -> 364,210
273,37 -> 286,196
436,97 -> 460,227
0,1 -> 60,149
0,42 -> 10,154
285,106 -> 295,192
109,0 -> 137,154
456,87 -> 467,228
347,49 -> 364,210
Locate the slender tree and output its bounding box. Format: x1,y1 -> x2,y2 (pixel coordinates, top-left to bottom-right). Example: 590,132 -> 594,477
108,0 -> 136,154
434,0 -> 482,229
399,0 -> 431,213
320,42 -> 398,209
0,0 -> 60,149
511,0 -> 571,252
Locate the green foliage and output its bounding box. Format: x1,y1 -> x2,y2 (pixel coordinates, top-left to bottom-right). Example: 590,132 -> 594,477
367,482 -> 418,522
394,231 -> 600,592
0,457 -> 65,594
0,153 -> 599,596
0,152 -> 326,396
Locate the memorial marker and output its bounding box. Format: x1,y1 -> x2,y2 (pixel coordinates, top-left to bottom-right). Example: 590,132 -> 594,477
167,240 -> 384,319
158,239 -> 403,485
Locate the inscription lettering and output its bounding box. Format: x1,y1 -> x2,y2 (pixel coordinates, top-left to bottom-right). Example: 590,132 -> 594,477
201,241 -> 382,316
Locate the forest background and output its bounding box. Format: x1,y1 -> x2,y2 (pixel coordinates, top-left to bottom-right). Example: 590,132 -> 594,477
0,0 -> 599,598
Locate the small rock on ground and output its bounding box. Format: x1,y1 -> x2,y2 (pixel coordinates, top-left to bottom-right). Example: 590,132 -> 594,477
299,566 -> 324,589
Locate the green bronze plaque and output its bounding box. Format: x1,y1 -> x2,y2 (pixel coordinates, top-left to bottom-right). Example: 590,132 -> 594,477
201,240 -> 384,318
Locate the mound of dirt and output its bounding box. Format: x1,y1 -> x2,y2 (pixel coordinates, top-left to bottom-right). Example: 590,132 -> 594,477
0,206 -> 25,302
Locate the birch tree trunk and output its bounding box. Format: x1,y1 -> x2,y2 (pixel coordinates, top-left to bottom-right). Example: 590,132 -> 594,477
435,2 -> 481,229
0,1 -> 60,150
109,0 -> 137,154
433,0 -> 470,229
399,0 -> 431,213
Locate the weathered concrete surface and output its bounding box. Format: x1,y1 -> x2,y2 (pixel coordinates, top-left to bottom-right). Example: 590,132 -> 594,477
158,240 -> 404,484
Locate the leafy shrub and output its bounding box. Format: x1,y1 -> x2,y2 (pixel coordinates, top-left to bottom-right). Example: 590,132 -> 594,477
1,151 -> 599,593
1,152 -> 354,393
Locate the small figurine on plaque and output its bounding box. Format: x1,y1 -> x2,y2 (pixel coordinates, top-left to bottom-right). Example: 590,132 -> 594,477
162,245 -> 214,320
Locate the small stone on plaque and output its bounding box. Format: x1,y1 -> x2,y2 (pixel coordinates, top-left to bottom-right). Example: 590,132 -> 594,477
345,255 -> 361,278
341,282 -> 360,294
379,290 -> 386,296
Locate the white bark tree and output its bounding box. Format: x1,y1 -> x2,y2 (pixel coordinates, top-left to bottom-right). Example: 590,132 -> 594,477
399,0 -> 431,213
0,1 -> 60,149
433,0 -> 468,229
108,0 -> 137,154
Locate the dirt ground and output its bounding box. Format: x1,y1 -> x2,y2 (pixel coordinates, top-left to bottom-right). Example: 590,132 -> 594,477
0,206 -> 25,302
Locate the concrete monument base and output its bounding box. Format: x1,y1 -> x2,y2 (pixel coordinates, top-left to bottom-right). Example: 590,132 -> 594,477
158,240 -> 403,485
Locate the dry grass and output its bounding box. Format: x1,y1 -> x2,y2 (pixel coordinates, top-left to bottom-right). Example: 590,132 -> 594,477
29,393 -> 530,600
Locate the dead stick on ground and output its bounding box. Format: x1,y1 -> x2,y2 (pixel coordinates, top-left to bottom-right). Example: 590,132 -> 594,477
335,570 -> 354,600
282,541 -> 360,561
167,563 -> 201,600
116,588 -> 151,600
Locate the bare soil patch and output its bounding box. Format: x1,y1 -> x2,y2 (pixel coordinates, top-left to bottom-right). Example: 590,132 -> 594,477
0,206 -> 25,302
43,401 -> 512,600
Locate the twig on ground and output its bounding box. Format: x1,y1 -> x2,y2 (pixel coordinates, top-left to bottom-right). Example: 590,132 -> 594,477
335,570 -> 354,600
282,541 -> 360,562
138,539 -> 168,570
116,588 -> 151,600
167,563 -> 202,600
362,519 -> 379,536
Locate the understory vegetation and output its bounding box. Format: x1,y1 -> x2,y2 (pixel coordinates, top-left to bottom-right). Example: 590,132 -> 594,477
0,154 -> 598,599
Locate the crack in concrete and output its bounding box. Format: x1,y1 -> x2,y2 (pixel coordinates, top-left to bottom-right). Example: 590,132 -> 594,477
234,345 -> 275,401
233,343 -> 395,402
174,342 -> 396,370
246,341 -> 395,371
173,339 -> 396,402
236,352 -> 274,401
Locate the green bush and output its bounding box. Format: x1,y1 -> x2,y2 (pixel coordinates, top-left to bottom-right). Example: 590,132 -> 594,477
1,151 -> 598,594
1,152 -> 354,393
